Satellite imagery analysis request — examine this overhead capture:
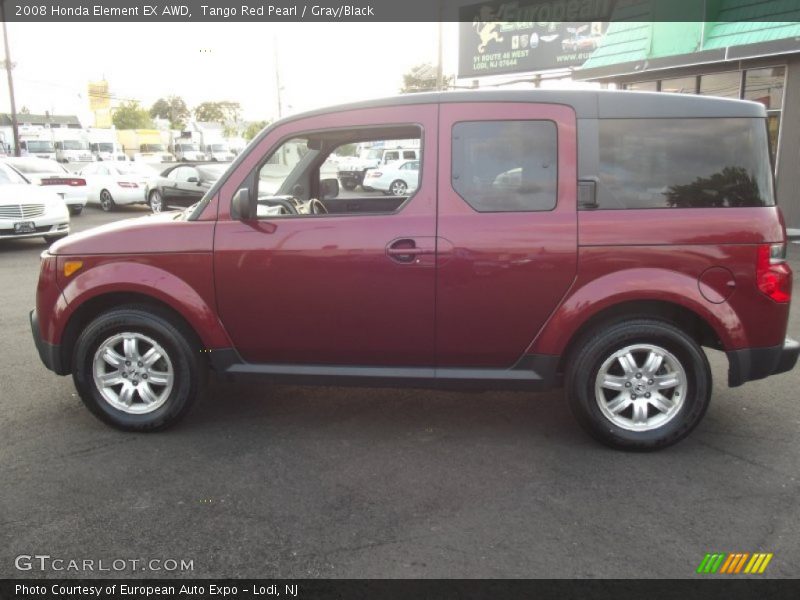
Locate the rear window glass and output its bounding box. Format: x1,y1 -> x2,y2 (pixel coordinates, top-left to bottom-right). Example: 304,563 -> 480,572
597,118 -> 774,209
452,120 -> 558,213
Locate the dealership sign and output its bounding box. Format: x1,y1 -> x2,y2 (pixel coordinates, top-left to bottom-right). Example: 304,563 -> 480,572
458,0 -> 615,78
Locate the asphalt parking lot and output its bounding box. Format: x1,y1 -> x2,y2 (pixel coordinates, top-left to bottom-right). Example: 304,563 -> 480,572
2,204 -> 800,579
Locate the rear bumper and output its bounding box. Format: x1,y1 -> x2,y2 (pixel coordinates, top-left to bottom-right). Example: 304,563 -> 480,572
727,338 -> 800,387
30,309 -> 66,374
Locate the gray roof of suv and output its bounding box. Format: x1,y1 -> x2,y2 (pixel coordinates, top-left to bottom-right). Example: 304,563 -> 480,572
287,89 -> 766,121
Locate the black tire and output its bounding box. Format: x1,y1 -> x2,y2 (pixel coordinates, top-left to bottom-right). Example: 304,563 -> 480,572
69,205 -> 83,215
566,318 -> 711,451
72,306 -> 205,431
99,189 -> 115,212
389,179 -> 408,196
341,180 -> 356,191
44,234 -> 67,244
149,190 -> 164,213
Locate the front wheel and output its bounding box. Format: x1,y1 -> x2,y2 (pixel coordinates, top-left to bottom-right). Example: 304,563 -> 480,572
566,318 -> 711,451
72,306 -> 205,431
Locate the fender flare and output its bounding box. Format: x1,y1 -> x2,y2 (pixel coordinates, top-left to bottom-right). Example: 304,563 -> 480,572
527,268 -> 747,356
55,261 -> 232,349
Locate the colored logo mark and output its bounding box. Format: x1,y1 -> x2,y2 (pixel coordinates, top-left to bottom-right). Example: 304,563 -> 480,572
697,552 -> 773,574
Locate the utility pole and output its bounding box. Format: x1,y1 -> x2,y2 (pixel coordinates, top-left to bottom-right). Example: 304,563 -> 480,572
0,4 -> 21,156
274,35 -> 283,119
436,0 -> 444,91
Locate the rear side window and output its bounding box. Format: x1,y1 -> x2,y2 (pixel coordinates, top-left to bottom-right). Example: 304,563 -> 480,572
452,120 -> 558,213
597,118 -> 775,209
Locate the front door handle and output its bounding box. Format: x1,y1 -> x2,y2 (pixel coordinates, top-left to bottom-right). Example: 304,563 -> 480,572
386,239 -> 434,263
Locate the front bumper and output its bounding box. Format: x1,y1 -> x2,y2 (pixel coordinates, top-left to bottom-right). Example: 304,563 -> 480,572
727,338 -> 800,387
30,309 -> 66,374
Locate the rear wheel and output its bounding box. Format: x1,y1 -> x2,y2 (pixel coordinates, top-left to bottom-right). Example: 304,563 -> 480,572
69,205 -> 83,215
99,189 -> 115,212
389,180 -> 408,196
72,306 -> 205,431
149,190 -> 163,213
341,180 -> 356,191
566,318 -> 711,451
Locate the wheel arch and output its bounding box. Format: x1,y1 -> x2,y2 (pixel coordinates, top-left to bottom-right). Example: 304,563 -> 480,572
555,299 -> 721,376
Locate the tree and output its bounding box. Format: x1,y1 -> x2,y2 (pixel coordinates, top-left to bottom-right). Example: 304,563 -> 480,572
400,63 -> 453,94
244,120 -> 270,141
335,143 -> 358,157
19,106 -> 30,114
194,101 -> 241,125
150,96 -> 190,129
112,100 -> 153,129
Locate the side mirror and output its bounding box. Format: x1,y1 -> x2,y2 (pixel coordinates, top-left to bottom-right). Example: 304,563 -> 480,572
186,176 -> 199,183
231,187 -> 255,221
321,178 -> 339,200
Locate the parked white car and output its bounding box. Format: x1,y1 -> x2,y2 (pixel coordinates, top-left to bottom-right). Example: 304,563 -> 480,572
0,161 -> 69,243
79,162 -> 159,211
1,157 -> 88,215
362,160 -> 420,196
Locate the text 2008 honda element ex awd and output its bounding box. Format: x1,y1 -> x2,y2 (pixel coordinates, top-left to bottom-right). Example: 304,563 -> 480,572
31,90 -> 798,450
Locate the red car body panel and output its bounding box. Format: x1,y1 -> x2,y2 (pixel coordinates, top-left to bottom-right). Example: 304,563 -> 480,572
212,104 -> 438,365
435,103 -> 578,367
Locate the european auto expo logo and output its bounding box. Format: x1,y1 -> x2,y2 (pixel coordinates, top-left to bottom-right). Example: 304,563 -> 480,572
696,552 -> 773,575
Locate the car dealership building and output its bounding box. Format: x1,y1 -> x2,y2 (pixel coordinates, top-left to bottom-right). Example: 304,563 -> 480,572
458,1 -> 800,230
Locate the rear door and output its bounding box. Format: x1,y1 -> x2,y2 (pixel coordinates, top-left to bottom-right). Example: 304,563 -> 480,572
436,102 -> 578,367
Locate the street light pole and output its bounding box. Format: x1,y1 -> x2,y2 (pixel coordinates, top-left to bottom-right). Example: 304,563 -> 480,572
0,3 -> 21,156
274,34 -> 283,119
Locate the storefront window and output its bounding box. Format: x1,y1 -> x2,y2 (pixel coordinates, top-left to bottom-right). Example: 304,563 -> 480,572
699,72 -> 740,98
766,113 -> 780,162
626,81 -> 658,92
744,67 -> 785,110
661,76 -> 697,94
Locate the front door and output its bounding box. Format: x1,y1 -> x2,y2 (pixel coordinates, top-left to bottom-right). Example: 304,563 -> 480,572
213,105 -> 438,367
436,102 -> 579,368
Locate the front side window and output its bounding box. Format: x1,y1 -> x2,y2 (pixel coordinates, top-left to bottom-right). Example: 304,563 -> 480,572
597,118 -> 775,209
254,127 -> 422,218
451,120 -> 558,213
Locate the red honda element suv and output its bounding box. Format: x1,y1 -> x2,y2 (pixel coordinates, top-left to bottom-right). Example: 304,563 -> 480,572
30,90 -> 798,450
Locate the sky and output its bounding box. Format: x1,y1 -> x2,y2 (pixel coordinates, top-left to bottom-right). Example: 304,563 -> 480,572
0,22 -> 461,124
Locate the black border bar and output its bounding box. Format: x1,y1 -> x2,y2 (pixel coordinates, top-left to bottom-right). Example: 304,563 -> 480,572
3,579 -> 800,600
3,0 -> 800,22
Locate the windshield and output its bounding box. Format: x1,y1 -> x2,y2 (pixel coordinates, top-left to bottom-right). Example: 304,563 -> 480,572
7,159 -> 64,175
116,163 -> 158,176
259,138 -> 309,195
209,144 -> 228,152
26,141 -> 55,153
178,143 -> 199,151
63,140 -> 89,150
0,163 -> 28,184
93,143 -> 114,152
142,144 -> 165,152
365,149 -> 383,160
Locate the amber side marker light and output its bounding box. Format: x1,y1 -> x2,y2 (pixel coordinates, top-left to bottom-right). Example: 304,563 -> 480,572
63,261 -> 83,277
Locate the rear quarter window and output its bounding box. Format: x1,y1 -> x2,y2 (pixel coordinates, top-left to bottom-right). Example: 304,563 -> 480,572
597,118 -> 775,209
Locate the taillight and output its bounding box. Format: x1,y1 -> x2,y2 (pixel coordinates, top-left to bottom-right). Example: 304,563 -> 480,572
118,181 -> 139,188
41,177 -> 86,187
756,243 -> 791,303
369,172 -> 382,178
